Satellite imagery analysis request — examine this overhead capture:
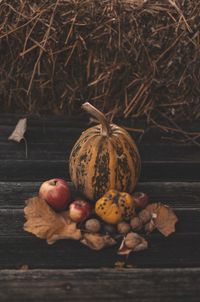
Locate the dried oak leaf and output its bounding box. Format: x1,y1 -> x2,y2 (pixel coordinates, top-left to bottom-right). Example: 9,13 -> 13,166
24,197 -> 81,244
81,233 -> 116,250
8,118 -> 27,142
145,203 -> 178,237
118,232 -> 148,256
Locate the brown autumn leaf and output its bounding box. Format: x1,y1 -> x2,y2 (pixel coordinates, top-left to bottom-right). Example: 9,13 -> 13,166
145,203 -> 178,237
118,232 -> 148,256
81,233 -> 116,250
8,118 -> 27,143
24,196 -> 81,244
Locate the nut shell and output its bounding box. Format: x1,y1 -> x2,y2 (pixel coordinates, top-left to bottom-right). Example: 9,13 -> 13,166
124,232 -> 142,249
138,209 -> 152,224
130,217 -> 143,231
117,222 -> 130,234
144,220 -> 156,233
85,219 -> 101,233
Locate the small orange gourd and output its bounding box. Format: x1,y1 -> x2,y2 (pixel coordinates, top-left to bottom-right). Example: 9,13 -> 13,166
95,189 -> 135,224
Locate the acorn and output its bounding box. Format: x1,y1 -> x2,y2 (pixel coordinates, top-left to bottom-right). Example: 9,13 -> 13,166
85,218 -> 101,233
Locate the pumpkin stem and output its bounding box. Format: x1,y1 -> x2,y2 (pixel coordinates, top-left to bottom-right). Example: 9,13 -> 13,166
82,102 -> 111,136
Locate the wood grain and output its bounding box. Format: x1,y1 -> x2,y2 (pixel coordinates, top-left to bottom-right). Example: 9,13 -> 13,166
0,207 -> 197,236
0,141 -> 199,162
0,181 -> 199,209
0,114 -> 87,127
0,159 -> 199,181
1,268 -> 200,302
0,209 -> 199,269
1,114 -> 200,300
0,234 -> 200,269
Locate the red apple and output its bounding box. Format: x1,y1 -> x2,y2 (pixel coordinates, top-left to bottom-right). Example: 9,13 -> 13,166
132,192 -> 149,209
39,178 -> 71,211
69,200 -> 91,223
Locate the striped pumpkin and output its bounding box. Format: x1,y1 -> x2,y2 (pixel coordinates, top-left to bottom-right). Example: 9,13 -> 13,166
69,102 -> 141,201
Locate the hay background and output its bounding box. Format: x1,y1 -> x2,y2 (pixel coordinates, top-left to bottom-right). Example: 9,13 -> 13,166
0,0 -> 200,141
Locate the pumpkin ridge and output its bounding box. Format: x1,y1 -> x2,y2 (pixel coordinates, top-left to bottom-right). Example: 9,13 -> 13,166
69,132 -> 99,193
112,135 -> 132,192
107,138 -> 117,190
92,136 -> 110,200
75,134 -> 100,195
124,138 -> 141,184
120,137 -> 138,191
118,128 -> 141,183
85,135 -> 105,199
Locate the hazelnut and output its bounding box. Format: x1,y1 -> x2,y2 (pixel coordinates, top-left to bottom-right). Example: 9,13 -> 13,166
138,209 -> 152,224
85,219 -> 101,233
117,222 -> 130,234
130,217 -> 143,231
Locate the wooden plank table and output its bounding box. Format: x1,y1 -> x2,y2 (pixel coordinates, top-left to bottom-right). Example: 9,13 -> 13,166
1,115 -> 200,301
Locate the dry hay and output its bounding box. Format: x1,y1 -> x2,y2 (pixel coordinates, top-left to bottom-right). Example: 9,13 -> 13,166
0,0 -> 200,143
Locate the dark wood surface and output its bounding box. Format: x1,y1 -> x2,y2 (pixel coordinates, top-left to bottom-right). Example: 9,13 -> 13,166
1,268 -> 200,302
1,114 -> 200,301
